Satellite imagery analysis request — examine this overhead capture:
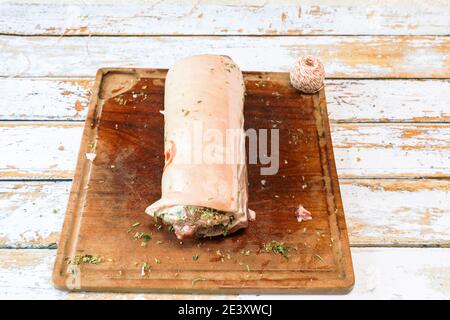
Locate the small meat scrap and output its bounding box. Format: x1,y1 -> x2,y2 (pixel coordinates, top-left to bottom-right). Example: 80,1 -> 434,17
248,209 -> 256,221
85,153 -> 96,161
295,205 -> 312,223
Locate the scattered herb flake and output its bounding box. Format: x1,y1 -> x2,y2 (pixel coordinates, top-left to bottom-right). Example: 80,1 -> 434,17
127,221 -> 141,233
262,240 -> 291,259
192,277 -> 204,285
192,254 -> 199,261
47,243 -> 57,249
141,262 -> 150,276
70,254 -> 103,265
314,254 -> 324,262
134,232 -> 152,246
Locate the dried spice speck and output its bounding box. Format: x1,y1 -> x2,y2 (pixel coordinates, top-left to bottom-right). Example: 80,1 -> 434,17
69,254 -> 103,265
262,241 -> 292,259
192,277 -> 204,285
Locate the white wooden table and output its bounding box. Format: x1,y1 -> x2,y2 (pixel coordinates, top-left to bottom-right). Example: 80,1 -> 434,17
0,0 -> 449,299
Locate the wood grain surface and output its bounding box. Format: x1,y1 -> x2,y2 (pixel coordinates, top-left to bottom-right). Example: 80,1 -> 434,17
1,1 -> 449,36
1,122 -> 448,179
2,78 -> 449,122
1,35 -> 448,78
2,248 -> 450,299
1,179 -> 449,248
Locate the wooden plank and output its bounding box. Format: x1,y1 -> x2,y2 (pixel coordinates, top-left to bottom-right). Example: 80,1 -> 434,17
1,248 -> 449,299
327,80 -> 450,123
0,249 -> 199,299
1,179 -> 449,248
1,1 -> 449,36
340,179 -> 450,246
1,35 -> 449,78
0,78 -> 92,120
2,78 -> 450,122
0,122 -> 82,179
0,122 -> 448,179
333,123 -> 450,178
0,181 -> 69,248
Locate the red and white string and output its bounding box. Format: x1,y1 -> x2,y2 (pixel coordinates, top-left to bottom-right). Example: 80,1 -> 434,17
290,55 -> 325,94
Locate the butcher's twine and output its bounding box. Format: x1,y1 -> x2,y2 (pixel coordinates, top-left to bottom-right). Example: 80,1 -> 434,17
290,55 -> 325,94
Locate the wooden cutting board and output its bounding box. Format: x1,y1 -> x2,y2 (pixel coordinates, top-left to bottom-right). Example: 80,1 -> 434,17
53,68 -> 354,293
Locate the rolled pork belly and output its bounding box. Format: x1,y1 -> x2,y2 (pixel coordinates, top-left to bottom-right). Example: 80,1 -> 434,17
145,54 -> 253,239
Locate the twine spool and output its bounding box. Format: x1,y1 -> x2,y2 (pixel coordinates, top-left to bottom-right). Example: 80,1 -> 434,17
290,55 -> 325,94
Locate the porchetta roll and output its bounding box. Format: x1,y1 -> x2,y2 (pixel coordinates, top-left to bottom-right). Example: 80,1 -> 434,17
145,54 -> 254,239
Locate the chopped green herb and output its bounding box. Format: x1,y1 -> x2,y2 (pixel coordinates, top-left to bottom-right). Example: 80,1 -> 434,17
134,232 -> 152,241
168,225 -> 175,233
314,254 -> 324,262
70,254 -> 103,265
47,243 -> 57,249
222,226 -> 229,236
183,110 -> 190,117
192,254 -> 199,261
127,221 -> 141,233
141,262 -> 150,276
134,232 -> 152,246
155,224 -> 163,231
192,277 -> 204,285
262,240 -> 291,259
